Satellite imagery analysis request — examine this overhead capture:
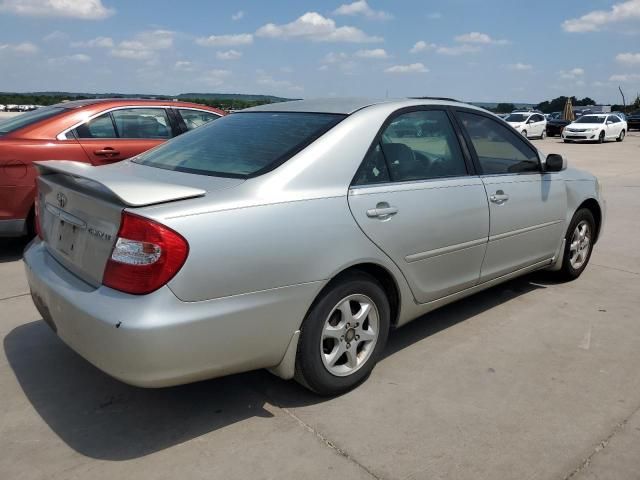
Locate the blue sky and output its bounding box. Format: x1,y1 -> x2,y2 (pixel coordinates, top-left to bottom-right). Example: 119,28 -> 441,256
1,0 -> 639,103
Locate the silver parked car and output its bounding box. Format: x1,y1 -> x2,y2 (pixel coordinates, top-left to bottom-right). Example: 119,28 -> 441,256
24,98 -> 605,395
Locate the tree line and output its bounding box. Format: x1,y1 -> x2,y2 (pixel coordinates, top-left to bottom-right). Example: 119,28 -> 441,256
494,95 -> 640,114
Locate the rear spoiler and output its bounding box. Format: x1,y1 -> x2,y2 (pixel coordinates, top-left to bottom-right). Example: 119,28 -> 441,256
34,160 -> 206,207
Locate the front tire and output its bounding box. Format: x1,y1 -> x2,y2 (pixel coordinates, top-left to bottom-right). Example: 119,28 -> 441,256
617,130 -> 625,142
598,131 -> 605,143
521,130 -> 528,138
540,129 -> 546,140
556,209 -> 596,281
295,272 -> 390,395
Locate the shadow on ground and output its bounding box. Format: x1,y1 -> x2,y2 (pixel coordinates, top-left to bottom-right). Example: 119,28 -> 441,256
4,273 -> 546,461
0,237 -> 29,263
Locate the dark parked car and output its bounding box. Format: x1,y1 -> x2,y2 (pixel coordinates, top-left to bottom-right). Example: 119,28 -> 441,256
546,118 -> 572,137
626,110 -> 640,131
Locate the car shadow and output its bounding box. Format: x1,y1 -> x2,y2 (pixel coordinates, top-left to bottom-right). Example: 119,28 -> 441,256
4,273 -> 547,461
0,236 -> 29,263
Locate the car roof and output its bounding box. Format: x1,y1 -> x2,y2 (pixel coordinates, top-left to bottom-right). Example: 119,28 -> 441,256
243,97 -> 478,115
51,98 -> 219,110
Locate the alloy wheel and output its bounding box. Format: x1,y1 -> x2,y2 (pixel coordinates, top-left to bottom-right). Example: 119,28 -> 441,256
569,220 -> 591,270
320,294 -> 379,377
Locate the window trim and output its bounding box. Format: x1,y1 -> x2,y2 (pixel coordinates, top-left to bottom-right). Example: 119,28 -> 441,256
452,107 -> 543,177
57,105 -> 183,140
350,105 -> 475,189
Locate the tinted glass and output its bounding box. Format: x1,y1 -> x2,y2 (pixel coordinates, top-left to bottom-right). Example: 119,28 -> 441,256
575,116 -> 605,124
0,106 -> 65,134
134,112 -> 345,177
73,113 -> 116,138
505,114 -> 528,122
353,143 -> 391,185
458,111 -> 540,175
608,116 -> 620,123
112,108 -> 171,139
178,109 -> 220,130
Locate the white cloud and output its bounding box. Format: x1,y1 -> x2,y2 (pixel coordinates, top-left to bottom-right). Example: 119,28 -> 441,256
436,44 -> 481,55
560,67 -> 585,79
257,71 -> 303,92
43,30 -> 67,42
174,60 -> 195,71
322,51 -> 349,63
0,41 -> 38,54
333,0 -> 392,20
616,52 -> 640,65
216,49 -> 242,60
110,30 -> 174,61
231,10 -> 244,21
508,62 -> 533,71
196,33 -> 253,47
385,63 -> 428,74
48,53 -> 91,65
410,40 -> 436,53
256,12 -> 383,43
455,32 -> 509,45
609,73 -> 640,82
355,48 -> 388,59
563,0 -> 640,32
71,36 -> 114,48
0,0 -> 114,19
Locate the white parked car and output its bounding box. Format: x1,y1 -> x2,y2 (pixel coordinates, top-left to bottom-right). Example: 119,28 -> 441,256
562,114 -> 627,143
0,104 -> 6,112
504,112 -> 547,139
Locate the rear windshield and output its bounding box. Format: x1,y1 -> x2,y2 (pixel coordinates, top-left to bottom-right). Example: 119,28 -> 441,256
575,115 -> 605,124
0,106 -> 66,134
134,112 -> 346,178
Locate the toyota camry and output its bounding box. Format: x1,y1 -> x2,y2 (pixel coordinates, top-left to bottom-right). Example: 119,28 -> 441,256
24,98 -> 605,395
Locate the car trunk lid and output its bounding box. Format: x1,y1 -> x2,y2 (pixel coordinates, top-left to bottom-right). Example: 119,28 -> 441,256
34,160 -> 242,287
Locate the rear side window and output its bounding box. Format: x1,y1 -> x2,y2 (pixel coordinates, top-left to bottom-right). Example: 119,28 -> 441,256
0,106 -> 65,134
458,111 -> 540,175
178,109 -> 220,131
74,112 -> 116,138
134,112 -> 345,177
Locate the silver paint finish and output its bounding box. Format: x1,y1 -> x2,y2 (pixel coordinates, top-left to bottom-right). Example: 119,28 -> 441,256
24,97 -> 605,387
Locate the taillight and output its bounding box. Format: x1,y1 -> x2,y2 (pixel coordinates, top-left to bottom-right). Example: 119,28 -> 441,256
34,190 -> 43,240
103,212 -> 189,295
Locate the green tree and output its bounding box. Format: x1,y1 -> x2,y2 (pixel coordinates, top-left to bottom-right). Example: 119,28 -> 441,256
495,103 -> 515,113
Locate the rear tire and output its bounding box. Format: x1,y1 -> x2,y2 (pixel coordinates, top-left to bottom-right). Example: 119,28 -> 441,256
555,208 -> 596,281
616,130 -> 625,142
295,272 -> 390,396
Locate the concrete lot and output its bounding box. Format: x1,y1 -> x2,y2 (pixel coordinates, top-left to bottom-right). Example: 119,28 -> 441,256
1,133 -> 639,480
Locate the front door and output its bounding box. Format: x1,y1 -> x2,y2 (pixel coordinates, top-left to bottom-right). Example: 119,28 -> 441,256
348,108 -> 489,304
456,110 -> 567,281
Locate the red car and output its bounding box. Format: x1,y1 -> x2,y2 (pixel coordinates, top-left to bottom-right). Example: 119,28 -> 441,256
0,99 -> 224,237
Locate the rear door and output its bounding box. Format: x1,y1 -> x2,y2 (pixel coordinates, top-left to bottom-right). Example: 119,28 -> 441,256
71,107 -> 176,165
348,107 -> 489,304
455,109 -> 567,281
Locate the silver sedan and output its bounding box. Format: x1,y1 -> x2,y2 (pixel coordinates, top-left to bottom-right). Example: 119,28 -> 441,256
24,98 -> 605,395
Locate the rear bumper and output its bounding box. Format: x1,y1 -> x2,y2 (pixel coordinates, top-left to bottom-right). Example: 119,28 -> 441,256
24,240 -> 321,387
0,218 -> 27,237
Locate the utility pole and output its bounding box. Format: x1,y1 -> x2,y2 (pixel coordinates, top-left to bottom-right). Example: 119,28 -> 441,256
618,86 -> 626,111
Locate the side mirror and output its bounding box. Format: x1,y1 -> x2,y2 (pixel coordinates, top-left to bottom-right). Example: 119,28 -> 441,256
545,153 -> 567,172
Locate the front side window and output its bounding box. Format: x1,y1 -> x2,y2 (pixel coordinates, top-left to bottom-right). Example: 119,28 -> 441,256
134,112 -> 345,177
354,110 -> 467,185
112,108 -> 171,139
73,112 -> 116,138
458,111 -> 540,175
178,109 -> 220,131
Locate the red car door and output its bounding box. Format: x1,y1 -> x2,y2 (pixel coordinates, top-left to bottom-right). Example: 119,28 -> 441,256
71,107 -> 175,165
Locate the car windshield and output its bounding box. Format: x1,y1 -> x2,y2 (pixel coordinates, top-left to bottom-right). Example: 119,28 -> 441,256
0,106 -> 66,134
134,112 -> 346,178
549,112 -> 561,119
505,114 -> 528,122
575,115 -> 606,124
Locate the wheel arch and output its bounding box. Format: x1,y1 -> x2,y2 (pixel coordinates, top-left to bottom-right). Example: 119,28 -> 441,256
577,198 -> 602,243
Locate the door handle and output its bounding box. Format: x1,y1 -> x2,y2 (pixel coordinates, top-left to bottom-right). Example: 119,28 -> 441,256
489,190 -> 509,205
94,148 -> 120,156
366,202 -> 399,219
